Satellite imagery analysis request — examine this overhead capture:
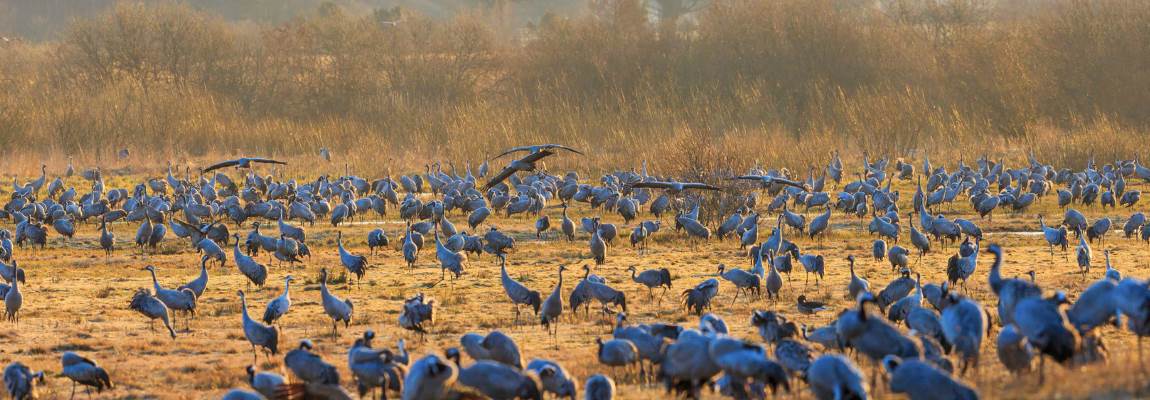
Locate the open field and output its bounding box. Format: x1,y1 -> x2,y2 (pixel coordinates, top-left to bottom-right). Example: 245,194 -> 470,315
2,1 -> 1150,398
3,159 -> 1150,399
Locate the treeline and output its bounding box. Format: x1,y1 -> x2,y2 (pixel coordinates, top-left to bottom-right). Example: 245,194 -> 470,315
1,0 -> 1148,175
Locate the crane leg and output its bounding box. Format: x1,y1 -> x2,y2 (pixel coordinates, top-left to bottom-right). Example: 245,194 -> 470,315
1140,337 -> 1146,373
1038,354 -> 1046,384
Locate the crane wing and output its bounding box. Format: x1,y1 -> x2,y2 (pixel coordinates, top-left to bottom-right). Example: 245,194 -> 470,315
520,149 -> 556,164
492,147 -> 525,160
485,166 -> 518,190
492,144 -> 579,160
542,144 -> 585,156
682,183 -> 723,191
729,175 -> 808,190
251,158 -> 288,166
630,181 -> 673,190
201,159 -> 240,173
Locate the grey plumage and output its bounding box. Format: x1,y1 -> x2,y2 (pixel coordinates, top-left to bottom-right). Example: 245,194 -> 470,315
453,357 -> 543,400
986,244 -> 1041,325
367,228 -> 389,255
285,340 -> 341,385
461,331 -> 525,369
806,354 -> 868,400
626,266 -> 671,298
238,290 -> 279,360
775,338 -> 813,378
939,290 -> 988,375
752,310 -> 798,346
877,271 -> 915,310
1012,292 -> 1080,382
336,231 -> 368,283
612,313 -> 669,379
398,293 -> 436,336
433,228 -> 467,281
129,288 -> 176,339
402,354 -> 457,400
262,275 -> 294,325
202,157 -> 287,173
143,265 -> 196,329
809,206 -> 832,239
500,255 -> 542,323
527,359 -> 577,399
232,234 -> 268,287
582,279 -> 628,314
348,334 -> 401,398
178,256 -> 210,299
996,324 -> 1033,374
590,219 -> 607,265
1068,277 -> 1119,334
3,268 -> 20,324
765,251 -> 784,301
61,352 -> 113,398
682,278 -> 719,315
837,292 -> 922,365
846,255 -> 869,301
583,374 -> 615,400
194,237 -> 226,266
246,365 -> 286,400
709,336 -> 790,397
541,265 -> 566,335
887,273 -> 923,324
717,263 -> 760,302
4,362 -> 43,400
882,355 -> 978,400
319,268 -> 354,335
659,330 -> 721,398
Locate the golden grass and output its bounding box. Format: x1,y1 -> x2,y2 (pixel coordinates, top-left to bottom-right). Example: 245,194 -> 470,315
1,172 -> 1150,398
1,0 -> 1150,176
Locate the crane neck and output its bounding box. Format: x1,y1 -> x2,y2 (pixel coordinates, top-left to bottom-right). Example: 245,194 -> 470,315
239,294 -> 250,319
149,269 -> 161,290
988,249 -> 1004,292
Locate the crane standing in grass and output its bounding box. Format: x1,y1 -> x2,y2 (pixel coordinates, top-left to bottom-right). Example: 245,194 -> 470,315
499,255 -> 542,324
319,268 -> 354,336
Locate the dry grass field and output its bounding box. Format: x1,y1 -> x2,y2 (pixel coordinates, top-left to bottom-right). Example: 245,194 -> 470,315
3,163 -> 1150,399
2,2 -> 1150,397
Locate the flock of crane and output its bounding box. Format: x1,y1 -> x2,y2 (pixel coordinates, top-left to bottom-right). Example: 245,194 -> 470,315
3,147 -> 1150,400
